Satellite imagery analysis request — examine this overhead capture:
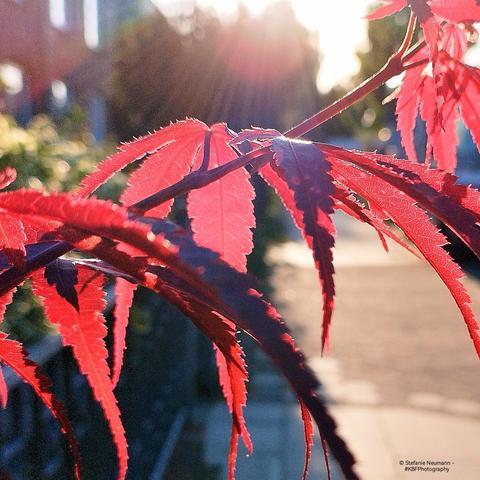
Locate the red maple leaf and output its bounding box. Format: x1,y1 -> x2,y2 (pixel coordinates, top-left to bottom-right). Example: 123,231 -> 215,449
395,23 -> 480,170
368,0 -> 480,23
32,265 -> 128,480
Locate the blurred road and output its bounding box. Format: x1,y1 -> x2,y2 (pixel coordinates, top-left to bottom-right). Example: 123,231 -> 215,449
267,211 -> 480,479
270,211 -> 480,405
204,211 -> 480,479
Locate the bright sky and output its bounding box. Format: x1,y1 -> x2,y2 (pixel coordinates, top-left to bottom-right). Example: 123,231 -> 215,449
153,0 -> 374,92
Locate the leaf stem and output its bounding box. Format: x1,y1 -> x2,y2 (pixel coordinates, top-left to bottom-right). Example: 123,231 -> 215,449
198,131 -> 213,171
131,147 -> 271,214
0,242 -> 73,295
398,12 -> 417,58
402,39 -> 426,63
284,62 -> 401,138
402,58 -> 429,70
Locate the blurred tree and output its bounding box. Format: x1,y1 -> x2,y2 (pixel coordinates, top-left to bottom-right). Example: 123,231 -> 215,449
0,112 -> 105,192
108,1 -> 323,281
108,11 -> 185,140
108,1 -> 321,139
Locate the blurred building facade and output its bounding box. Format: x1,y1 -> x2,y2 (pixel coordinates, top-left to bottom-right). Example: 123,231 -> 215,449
0,0 -> 153,139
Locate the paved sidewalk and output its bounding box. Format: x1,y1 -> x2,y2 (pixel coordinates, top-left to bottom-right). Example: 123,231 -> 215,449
204,363 -> 343,480
203,212 -> 480,479
313,357 -> 480,480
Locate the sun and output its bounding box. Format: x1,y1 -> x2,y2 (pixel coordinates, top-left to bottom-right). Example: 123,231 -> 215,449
290,0 -> 373,92
153,0 -> 374,92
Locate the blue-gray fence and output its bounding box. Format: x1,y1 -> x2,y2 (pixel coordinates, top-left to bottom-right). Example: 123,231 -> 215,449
0,291 -> 213,479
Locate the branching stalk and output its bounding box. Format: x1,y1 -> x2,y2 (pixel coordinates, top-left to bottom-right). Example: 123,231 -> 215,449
0,11 -> 426,295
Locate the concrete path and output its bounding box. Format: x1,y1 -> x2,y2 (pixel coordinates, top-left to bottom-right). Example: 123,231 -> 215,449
203,363 -> 343,480
203,212 -> 480,479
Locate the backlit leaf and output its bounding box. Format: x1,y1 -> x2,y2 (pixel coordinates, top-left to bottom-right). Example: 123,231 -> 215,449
0,333 -> 81,479
32,265 -> 128,480
0,214 -> 25,267
188,123 -> 255,272
0,168 -> 16,190
112,278 -> 136,388
269,138 -> 336,353
322,146 -> 480,260
77,119 -> 207,202
299,400 -> 315,480
330,158 -> 480,358
120,119 -> 208,217
366,0 -> 407,20
0,289 -> 15,408
147,220 -> 356,479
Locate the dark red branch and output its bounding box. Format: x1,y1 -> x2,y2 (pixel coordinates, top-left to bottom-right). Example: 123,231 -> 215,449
131,148 -> 272,214
0,15 -> 427,296
284,14 -> 417,139
199,131 -> 213,171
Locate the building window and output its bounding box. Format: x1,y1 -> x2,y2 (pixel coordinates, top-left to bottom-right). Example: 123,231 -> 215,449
83,0 -> 100,49
49,0 -> 67,29
0,63 -> 32,124
0,63 -> 24,95
51,80 -> 68,110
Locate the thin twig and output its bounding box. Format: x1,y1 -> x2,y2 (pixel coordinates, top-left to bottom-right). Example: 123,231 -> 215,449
198,131 -> 212,171
398,12 -> 417,58
284,14 -> 418,139
132,147 -> 271,213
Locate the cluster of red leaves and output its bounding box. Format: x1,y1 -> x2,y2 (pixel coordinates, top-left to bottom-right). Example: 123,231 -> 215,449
369,0 -> 480,39
1,3 -> 480,480
370,1 -> 480,171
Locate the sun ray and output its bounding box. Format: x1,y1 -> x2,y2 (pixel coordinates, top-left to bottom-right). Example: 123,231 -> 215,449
152,1 -> 374,92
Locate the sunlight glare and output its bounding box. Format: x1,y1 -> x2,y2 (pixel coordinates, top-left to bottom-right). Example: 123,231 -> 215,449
290,0 -> 372,92
152,0 -> 375,92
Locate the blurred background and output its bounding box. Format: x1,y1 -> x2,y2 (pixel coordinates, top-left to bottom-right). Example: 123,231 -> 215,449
1,1 -> 480,479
